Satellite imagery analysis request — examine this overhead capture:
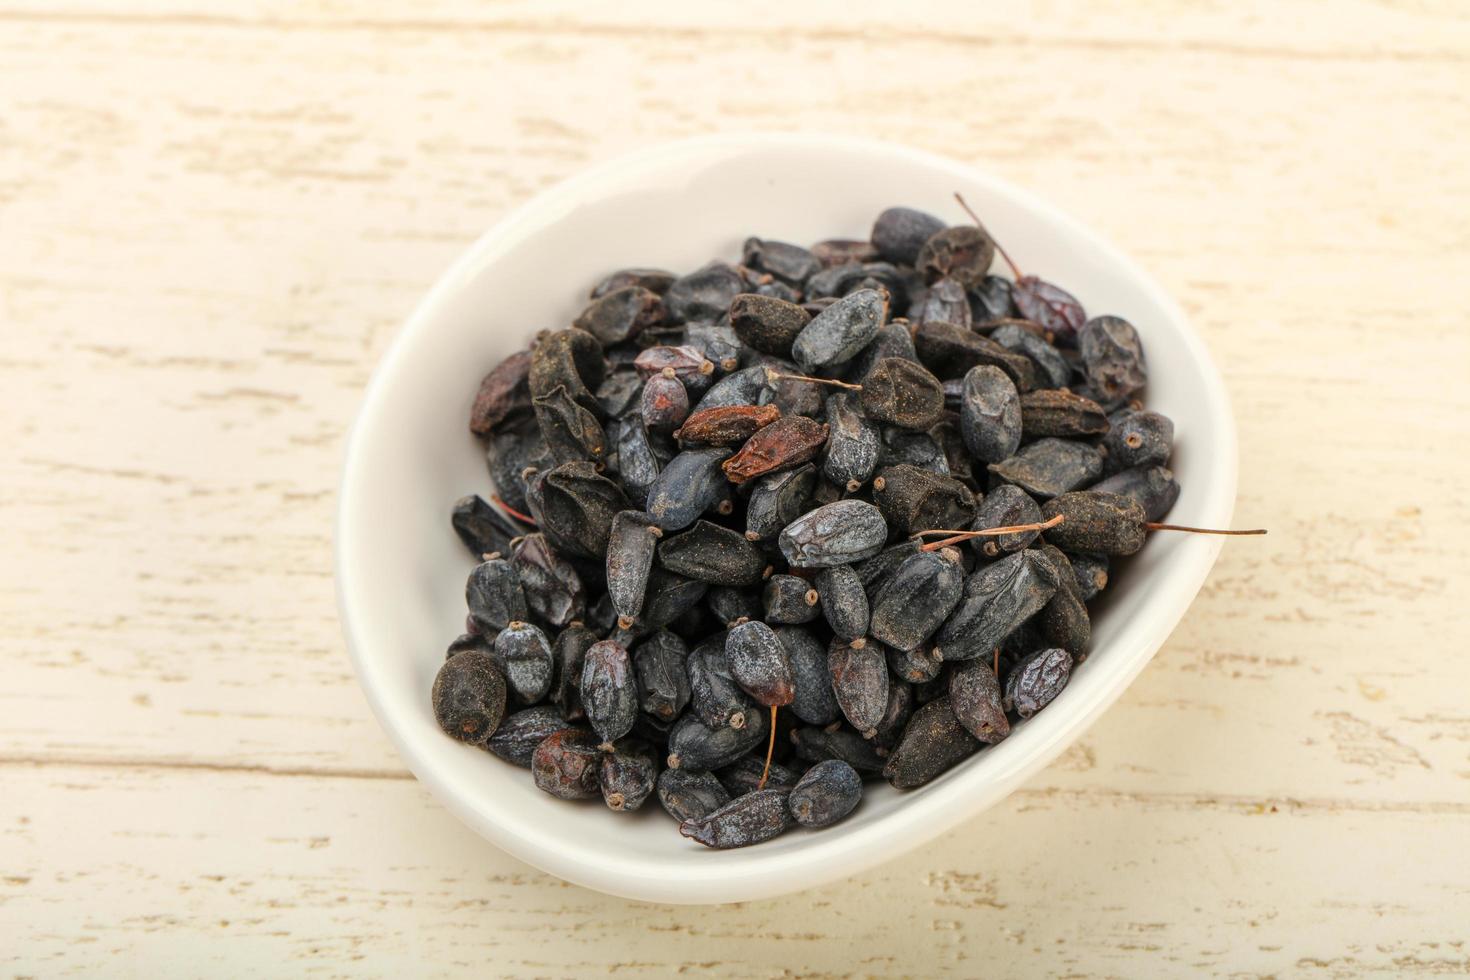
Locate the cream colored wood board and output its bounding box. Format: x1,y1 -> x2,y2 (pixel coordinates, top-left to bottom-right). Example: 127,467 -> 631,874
2,1 -> 1468,975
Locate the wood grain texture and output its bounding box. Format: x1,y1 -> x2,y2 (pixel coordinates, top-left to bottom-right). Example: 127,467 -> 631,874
3,0 -> 1468,975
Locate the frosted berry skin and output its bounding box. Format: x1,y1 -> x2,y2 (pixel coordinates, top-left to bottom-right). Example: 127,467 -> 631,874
656,768 -> 730,824
789,760 -> 863,829
493,621 -> 555,704
827,640 -> 889,739
778,500 -> 888,569
1040,491 -> 1150,555
791,288 -> 888,373
580,640 -> 639,749
680,789 -> 793,849
869,549 -> 964,652
882,696 -> 982,790
725,621 -> 795,707
948,659 -> 1010,745
431,651 -> 507,746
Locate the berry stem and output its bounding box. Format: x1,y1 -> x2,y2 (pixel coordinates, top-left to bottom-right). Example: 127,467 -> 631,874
1146,523 -> 1268,536
757,705 -> 778,791
763,368 -> 862,391
916,514 -> 1065,551
490,495 -> 536,526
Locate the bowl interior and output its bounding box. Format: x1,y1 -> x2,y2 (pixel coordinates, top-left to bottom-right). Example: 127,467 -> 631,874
337,135 -> 1236,904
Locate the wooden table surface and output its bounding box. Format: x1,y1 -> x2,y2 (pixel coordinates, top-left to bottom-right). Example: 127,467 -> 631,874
4,2 -> 1468,975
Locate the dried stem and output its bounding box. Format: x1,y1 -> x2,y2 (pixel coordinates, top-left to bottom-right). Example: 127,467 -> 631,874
490,495 -> 536,526
954,191 -> 1024,280
1146,523 -> 1268,537
757,705 -> 778,790
915,514 -> 1065,551
763,368 -> 862,392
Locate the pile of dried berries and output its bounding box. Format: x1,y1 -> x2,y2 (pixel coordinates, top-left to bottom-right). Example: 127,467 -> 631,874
437,198 -> 1262,849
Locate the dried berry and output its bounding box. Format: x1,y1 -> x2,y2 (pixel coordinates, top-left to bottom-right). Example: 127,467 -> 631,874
706,585 -> 762,628
883,696 -> 981,790
729,293 -> 811,357
872,206 -> 946,265
529,328 -> 605,414
791,288 -> 887,373
599,739 -> 658,812
763,574 -> 822,625
591,267 -> 675,298
465,555 -> 527,635
451,494 -> 516,562
1091,464 -> 1179,522
1040,490 -> 1148,555
888,643 -> 942,684
1068,551 -> 1110,601
485,419 -> 549,515
634,345 -> 716,387
606,510 -> 660,626
789,760 -> 863,828
855,539 -> 923,595
532,729 -> 602,800
665,260 -> 744,323
529,461 -> 629,559
849,321 -> 919,381
988,438 -> 1103,499
1078,315 -> 1147,405
667,709 -> 767,771
492,621 -> 555,704
470,349 -> 533,435
634,630 -> 691,722
916,225 -> 994,287
815,564 -> 870,642
511,532 -> 585,628
773,625 -> 838,726
1102,409 -> 1173,472
725,620 -> 795,707
532,385 -> 607,465
1012,277 -> 1086,346
646,447 -> 733,532
1004,647 -> 1073,718
912,277 -> 972,328
914,319 -> 1035,389
638,568 -> 709,634
873,464 -> 976,537
487,706 -> 577,767
969,484 -> 1042,560
680,788 -> 792,849
656,520 -> 766,587
692,364 -> 768,412
828,639 -> 889,738
656,767 -> 731,823
1020,389 -> 1110,439
934,551 -> 1059,662
959,365 -> 1022,463
745,464 -> 816,542
717,755 -> 800,796
550,623 -> 597,718
580,639 -> 638,748
640,374 -> 690,433
814,238 -> 879,267
574,285 -> 665,346
948,659 -> 1010,744
676,404 -> 781,446
1036,546 -> 1091,655
615,417 -> 660,508
860,358 -> 945,430
790,725 -> 885,774
970,275 -> 1017,321
779,499 -> 889,568
722,415 -> 828,484
686,638 -> 754,730
869,548 -> 965,651
991,323 -> 1070,388
743,237 -> 820,286
431,651 -> 507,745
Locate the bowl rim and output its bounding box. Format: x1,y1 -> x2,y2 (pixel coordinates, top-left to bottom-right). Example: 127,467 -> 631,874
335,132 -> 1238,904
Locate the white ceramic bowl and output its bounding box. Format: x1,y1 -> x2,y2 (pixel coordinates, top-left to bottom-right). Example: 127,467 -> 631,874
336,134 -> 1237,905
